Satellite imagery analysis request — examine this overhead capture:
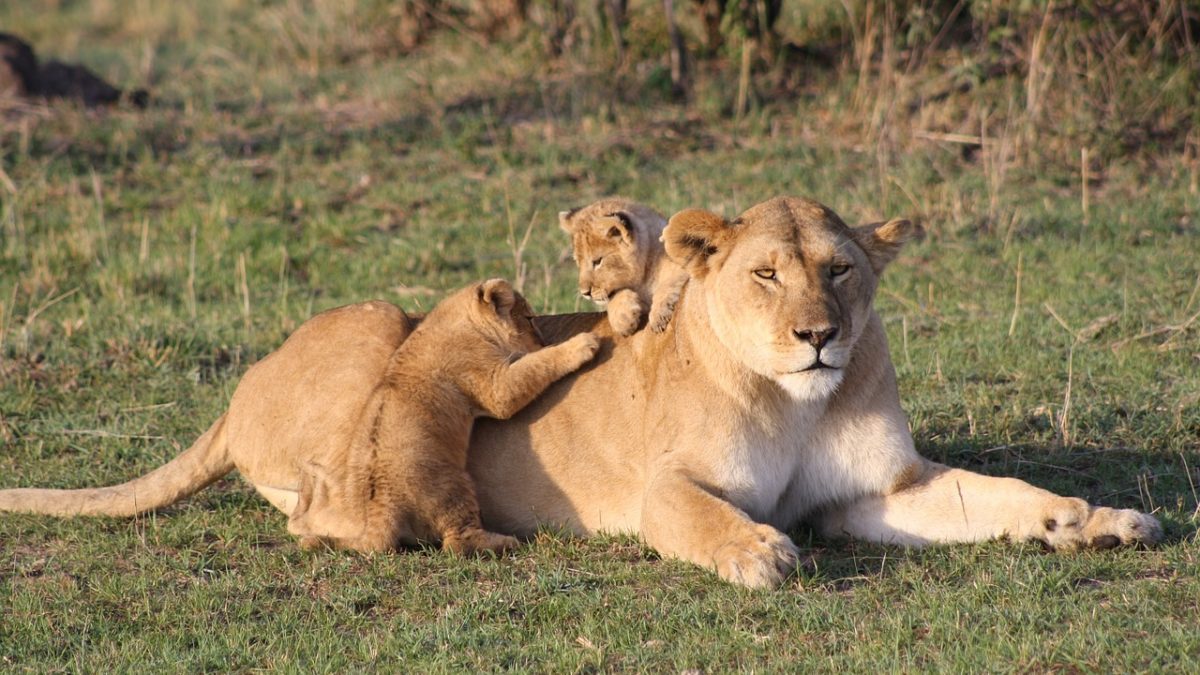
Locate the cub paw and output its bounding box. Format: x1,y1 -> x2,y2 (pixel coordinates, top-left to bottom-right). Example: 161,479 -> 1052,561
606,293 -> 644,337
712,524 -> 799,589
648,301 -> 678,334
443,528 -> 520,556
298,535 -> 330,551
1039,498 -> 1162,551
563,332 -> 602,367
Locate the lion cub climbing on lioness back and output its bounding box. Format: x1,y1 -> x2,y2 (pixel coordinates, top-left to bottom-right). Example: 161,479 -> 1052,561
560,198 -> 688,335
288,279 -> 600,555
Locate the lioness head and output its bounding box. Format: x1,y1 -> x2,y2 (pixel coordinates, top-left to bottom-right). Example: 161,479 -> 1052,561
663,196 -> 920,401
559,198 -> 667,305
467,278 -> 543,353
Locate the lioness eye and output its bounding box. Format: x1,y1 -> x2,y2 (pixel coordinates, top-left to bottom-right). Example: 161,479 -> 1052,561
830,263 -> 850,277
592,257 -> 603,268
753,268 -> 776,280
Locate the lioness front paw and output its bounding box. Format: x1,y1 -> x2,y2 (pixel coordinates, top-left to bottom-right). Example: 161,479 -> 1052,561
1039,498 -> 1162,551
712,524 -> 799,589
606,293 -> 644,337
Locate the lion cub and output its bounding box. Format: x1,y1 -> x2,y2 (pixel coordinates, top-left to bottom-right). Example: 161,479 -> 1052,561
560,197 -> 688,336
287,279 -> 600,555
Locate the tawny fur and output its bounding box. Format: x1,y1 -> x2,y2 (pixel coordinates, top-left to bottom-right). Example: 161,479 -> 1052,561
286,279 -> 600,555
0,196 -> 1162,589
559,197 -> 688,336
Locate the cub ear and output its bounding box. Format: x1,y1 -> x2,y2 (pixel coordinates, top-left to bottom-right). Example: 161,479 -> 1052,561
663,208 -> 733,278
853,218 -> 922,274
478,278 -> 517,318
558,207 -> 581,234
605,211 -> 635,243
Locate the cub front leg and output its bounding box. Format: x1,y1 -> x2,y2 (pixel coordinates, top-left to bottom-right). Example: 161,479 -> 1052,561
648,273 -> 686,333
817,461 -> 1162,550
478,332 -> 601,419
606,289 -> 644,336
641,466 -> 799,589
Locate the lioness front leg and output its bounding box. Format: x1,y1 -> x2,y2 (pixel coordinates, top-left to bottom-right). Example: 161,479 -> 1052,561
606,289 -> 644,336
478,333 -> 601,419
817,461 -> 1162,550
641,466 -> 799,589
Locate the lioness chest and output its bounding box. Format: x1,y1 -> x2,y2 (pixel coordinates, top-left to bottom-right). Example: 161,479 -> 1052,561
706,401 -> 859,530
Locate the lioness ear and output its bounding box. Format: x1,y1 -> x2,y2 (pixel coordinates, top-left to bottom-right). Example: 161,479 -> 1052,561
853,218 -> 922,274
478,278 -> 517,318
558,208 -> 580,234
663,208 -> 733,278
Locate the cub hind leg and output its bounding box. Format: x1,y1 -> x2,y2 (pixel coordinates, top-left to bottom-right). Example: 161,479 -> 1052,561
417,462 -> 518,556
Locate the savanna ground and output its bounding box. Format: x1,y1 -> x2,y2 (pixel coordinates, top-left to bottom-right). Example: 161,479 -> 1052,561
1,0 -> 1198,670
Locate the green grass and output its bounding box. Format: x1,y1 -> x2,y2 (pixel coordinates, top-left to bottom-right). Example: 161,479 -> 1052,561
2,1 -> 1199,671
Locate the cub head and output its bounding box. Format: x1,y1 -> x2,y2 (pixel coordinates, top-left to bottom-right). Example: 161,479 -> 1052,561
559,198 -> 667,305
663,197 -> 920,401
469,278 -> 543,353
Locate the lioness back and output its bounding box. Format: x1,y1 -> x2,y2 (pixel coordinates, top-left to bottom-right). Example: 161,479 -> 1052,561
559,197 -> 687,336
287,279 -> 601,555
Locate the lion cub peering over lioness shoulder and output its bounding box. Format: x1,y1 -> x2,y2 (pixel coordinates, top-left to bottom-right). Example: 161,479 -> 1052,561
560,197 -> 688,336
287,279 -> 600,555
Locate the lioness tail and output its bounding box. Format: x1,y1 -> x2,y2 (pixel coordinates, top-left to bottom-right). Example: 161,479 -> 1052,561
0,415 -> 233,517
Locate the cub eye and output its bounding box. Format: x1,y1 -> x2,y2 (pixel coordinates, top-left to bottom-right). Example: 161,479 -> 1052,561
830,263 -> 851,277
592,257 -> 603,268
753,268 -> 776,281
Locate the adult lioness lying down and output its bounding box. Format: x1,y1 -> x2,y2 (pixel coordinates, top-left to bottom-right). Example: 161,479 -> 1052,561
0,196 -> 1161,588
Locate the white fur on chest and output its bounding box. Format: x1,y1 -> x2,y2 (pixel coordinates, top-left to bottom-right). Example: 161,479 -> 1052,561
711,398 -> 916,530
711,401 -> 822,527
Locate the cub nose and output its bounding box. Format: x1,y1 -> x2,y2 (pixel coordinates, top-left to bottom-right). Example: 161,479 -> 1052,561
793,326 -> 838,349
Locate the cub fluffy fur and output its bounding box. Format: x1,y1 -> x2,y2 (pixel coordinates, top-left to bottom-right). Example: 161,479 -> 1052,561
560,197 -> 688,335
287,279 -> 600,554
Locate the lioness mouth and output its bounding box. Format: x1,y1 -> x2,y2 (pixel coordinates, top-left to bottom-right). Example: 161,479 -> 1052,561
794,361 -> 837,373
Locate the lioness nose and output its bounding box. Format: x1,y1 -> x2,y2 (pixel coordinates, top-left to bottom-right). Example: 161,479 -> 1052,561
794,326 -> 838,349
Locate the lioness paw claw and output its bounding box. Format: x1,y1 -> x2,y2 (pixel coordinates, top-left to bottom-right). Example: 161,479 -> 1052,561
1040,498 -> 1162,551
713,525 -> 799,589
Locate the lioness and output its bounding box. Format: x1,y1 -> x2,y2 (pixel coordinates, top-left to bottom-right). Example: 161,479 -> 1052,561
0,196 -> 1161,588
287,279 -> 600,555
560,198 -> 688,335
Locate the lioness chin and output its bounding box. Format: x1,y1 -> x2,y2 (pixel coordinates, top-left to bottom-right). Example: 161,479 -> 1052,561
0,196 -> 1162,588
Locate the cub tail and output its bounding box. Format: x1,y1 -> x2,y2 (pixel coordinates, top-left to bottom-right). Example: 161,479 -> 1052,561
0,415 -> 234,517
